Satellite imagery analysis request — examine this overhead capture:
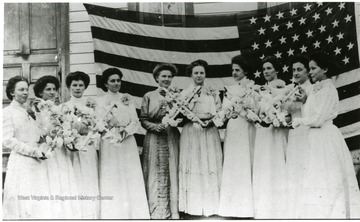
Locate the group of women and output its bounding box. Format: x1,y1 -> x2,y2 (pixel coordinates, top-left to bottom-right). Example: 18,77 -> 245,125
3,50 -> 360,219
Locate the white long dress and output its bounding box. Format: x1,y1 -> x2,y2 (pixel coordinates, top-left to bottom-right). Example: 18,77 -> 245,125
65,96 -> 100,219
178,84 -> 223,216
2,100 -> 52,219
252,83 -> 289,219
285,80 -> 312,218
96,91 -> 150,219
36,102 -> 81,219
218,79 -> 254,218
294,79 -> 360,218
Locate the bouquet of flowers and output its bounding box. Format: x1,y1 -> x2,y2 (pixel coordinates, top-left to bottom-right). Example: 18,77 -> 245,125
33,99 -> 69,157
101,94 -> 134,146
212,81 -> 254,127
162,85 -> 205,127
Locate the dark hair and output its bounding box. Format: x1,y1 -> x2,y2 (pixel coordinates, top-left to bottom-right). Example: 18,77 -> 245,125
33,75 -> 60,98
186,59 -> 208,77
231,55 -> 252,74
309,51 -> 338,78
6,76 -> 29,100
261,55 -> 282,73
290,54 -> 310,72
102,68 -> 123,85
152,63 -> 178,83
66,71 -> 90,89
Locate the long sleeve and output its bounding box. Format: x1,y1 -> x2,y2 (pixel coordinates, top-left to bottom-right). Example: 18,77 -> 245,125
2,110 -> 43,158
124,103 -> 140,136
296,83 -> 338,128
140,94 -> 159,132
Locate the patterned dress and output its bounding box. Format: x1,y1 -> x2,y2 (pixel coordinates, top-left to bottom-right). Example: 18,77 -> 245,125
140,88 -> 180,219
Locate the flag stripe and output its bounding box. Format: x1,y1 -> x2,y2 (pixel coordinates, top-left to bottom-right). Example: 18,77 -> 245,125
89,15 -> 239,41
93,39 -> 240,65
84,3 -> 238,28
338,94 -> 360,115
333,108 -> 360,129
345,135 -> 360,151
94,50 -> 233,78
334,69 -> 360,88
340,122 -> 360,139
337,81 -> 360,101
91,26 -> 240,53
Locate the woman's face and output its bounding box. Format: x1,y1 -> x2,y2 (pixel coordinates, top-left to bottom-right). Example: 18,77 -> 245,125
40,83 -> 57,101
70,80 -> 86,98
105,74 -> 121,93
309,60 -> 327,82
292,62 -> 309,84
12,81 -> 29,104
232,64 -> 246,81
263,62 -> 278,82
191,66 -> 206,86
156,70 -> 173,89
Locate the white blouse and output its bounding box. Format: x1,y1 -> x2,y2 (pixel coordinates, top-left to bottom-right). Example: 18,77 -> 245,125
3,100 -> 43,158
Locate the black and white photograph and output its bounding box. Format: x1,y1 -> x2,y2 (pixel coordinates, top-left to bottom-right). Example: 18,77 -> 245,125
2,1 -> 360,220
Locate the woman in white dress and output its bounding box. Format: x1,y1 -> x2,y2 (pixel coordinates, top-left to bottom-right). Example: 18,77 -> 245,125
292,51 -> 360,218
179,60 -> 223,217
33,75 -> 80,218
252,56 -> 288,218
3,76 -> 52,219
217,55 -> 255,218
64,71 -> 99,219
285,55 -> 312,218
96,68 -> 150,219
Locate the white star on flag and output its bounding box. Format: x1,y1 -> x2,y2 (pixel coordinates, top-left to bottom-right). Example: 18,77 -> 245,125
334,47 -> 342,55
271,24 -> 279,32
326,35 -> 333,43
347,42 -> 354,50
332,20 -> 339,27
276,11 -> 284,19
343,56 -> 349,64
304,3 -> 312,11
299,17 -> 306,25
282,65 -> 289,73
325,7 -> 333,15
300,45 -> 307,53
279,36 -> 286,44
344,14 -> 352,23
252,42 -> 259,50
337,32 -> 344,40
286,21 -> 293,29
250,17 -> 257,24
306,30 -> 314,38
319,25 -> 326,33
313,13 -> 320,21
260,54 -> 265,60
254,70 -> 261,78
287,48 -> 295,56
313,41 -> 321,48
338,2 -> 345,10
265,40 -> 272,48
274,51 -> 282,58
292,34 -> 299,42
317,2 -> 323,6
263,14 -> 271,22
290,8 -> 297,16
258,27 -> 266,35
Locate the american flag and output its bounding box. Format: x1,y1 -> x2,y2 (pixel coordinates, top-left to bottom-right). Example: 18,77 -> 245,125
84,2 -> 360,151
